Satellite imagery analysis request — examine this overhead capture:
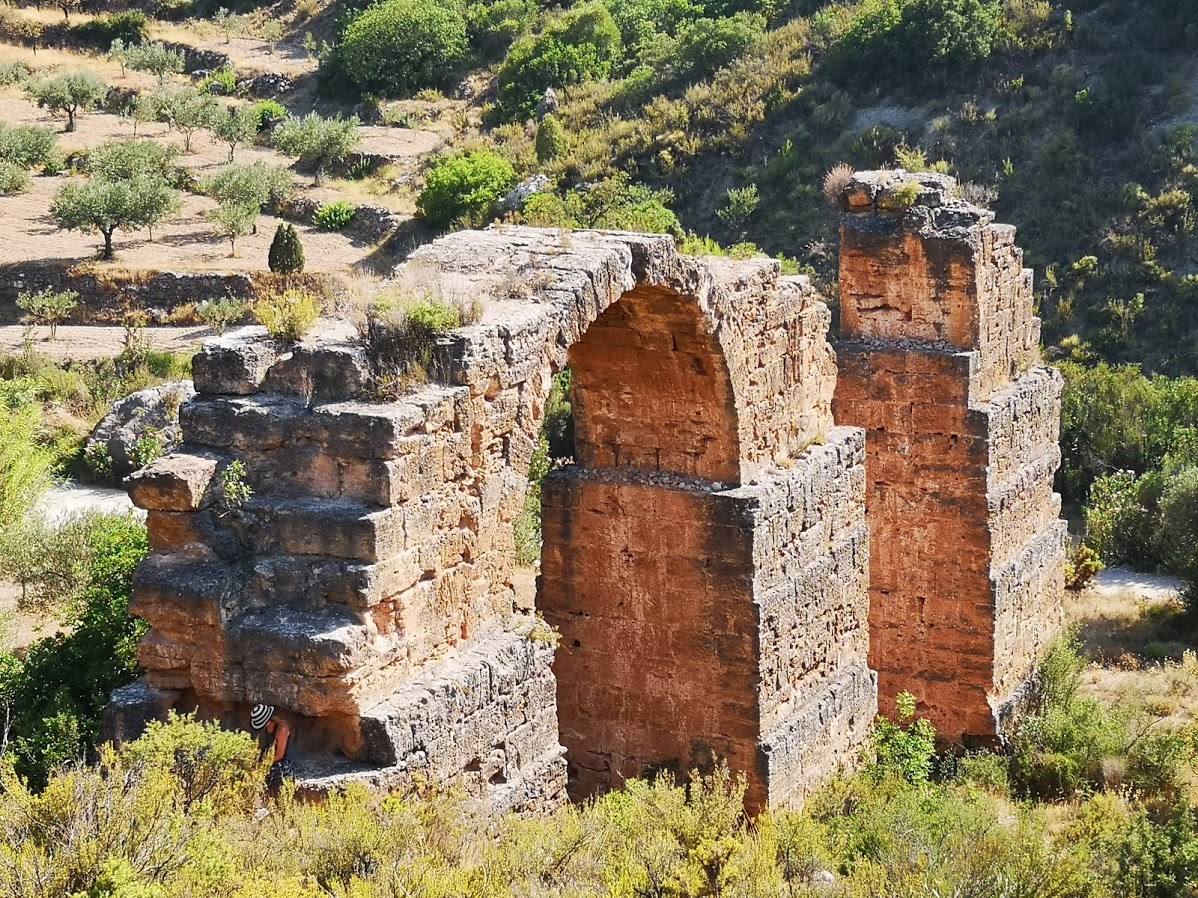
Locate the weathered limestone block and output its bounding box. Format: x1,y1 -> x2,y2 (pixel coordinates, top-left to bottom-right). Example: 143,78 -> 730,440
833,171 -> 1065,742
126,451 -> 223,511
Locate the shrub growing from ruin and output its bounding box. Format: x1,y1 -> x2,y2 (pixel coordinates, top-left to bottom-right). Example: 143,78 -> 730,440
268,222 -> 305,273
25,69 -> 107,132
255,288 -> 321,341
417,149 -> 516,228
272,113 -> 361,185
340,0 -> 469,96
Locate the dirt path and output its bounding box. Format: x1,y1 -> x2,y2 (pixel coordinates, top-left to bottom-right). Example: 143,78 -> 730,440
0,324 -> 210,360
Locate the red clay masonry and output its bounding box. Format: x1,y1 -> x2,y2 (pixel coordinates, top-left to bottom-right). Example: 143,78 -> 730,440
105,170 -> 1063,810
832,171 -> 1066,742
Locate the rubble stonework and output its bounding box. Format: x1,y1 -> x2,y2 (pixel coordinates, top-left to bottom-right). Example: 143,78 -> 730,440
832,171 -> 1066,741
108,228 -> 877,811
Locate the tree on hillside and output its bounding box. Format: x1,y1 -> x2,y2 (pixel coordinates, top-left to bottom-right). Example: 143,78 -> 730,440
55,0 -> 81,21
50,176 -> 180,259
339,0 -> 468,96
211,105 -> 258,162
201,163 -> 292,221
25,70 -> 107,133
16,288 -> 78,340
208,201 -> 257,256
268,222 -> 304,273
88,139 -> 180,181
125,42 -> 186,85
271,113 -> 360,185
108,39 -> 130,76
149,87 -> 218,152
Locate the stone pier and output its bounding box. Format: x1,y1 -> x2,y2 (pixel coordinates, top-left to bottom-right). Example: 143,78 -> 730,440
832,171 -> 1066,741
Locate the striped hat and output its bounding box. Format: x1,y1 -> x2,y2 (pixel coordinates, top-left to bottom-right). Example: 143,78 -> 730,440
250,704 -> 275,730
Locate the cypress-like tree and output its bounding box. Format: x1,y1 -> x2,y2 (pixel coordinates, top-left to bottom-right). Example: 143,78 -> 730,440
267,223 -> 305,274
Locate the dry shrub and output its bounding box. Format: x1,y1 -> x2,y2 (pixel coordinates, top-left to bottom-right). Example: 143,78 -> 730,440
822,162 -> 854,205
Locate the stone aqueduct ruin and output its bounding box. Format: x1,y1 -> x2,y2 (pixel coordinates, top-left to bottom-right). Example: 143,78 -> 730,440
105,171 -> 1066,813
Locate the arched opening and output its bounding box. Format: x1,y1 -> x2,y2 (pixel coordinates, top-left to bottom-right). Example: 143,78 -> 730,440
538,285 -> 758,803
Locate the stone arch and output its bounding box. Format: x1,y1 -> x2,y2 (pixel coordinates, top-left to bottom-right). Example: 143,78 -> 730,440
111,228 -> 876,813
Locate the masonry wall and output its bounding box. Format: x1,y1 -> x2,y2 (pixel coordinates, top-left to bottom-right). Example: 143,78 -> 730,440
541,472 -> 762,804
109,228 -> 876,812
833,172 -> 1065,741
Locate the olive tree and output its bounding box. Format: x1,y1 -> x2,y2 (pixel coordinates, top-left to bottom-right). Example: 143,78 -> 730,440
149,86 -> 218,152
210,105 -> 258,161
272,113 -> 360,185
25,70 -> 107,133
125,42 -> 186,85
16,288 -> 78,340
208,201 -> 257,256
50,176 -> 180,259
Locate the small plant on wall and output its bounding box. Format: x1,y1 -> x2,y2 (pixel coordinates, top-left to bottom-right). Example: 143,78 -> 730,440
255,288 -> 321,341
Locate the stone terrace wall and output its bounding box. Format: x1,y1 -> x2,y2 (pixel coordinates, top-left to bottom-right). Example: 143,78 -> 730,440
833,171 -> 1065,741
109,227 -> 876,813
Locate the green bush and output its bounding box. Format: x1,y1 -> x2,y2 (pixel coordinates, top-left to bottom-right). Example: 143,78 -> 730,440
871,691 -> 937,784
252,99 -> 288,131
496,2 -> 623,119
71,10 -> 148,47
340,0 -> 468,96
268,222 -> 305,273
196,298 -> 249,335
1064,542 -> 1104,590
0,402 -> 58,526
0,123 -> 59,170
0,160 -> 30,195
125,41 -> 186,84
522,173 -> 681,235
199,65 -> 239,96
87,138 -> 180,182
831,0 -> 1003,80
313,200 -> 357,230
272,113 -> 360,185
16,287 -> 79,339
465,0 -> 538,55
534,113 -> 569,162
200,162 -> 293,211
676,12 -> 764,77
608,0 -> 698,49
255,289 -> 321,341
0,514 -> 148,789
418,150 -> 516,228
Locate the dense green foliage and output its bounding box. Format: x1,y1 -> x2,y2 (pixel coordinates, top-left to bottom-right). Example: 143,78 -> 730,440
71,10 -> 149,47
51,175 -> 181,260
496,2 -> 623,119
272,113 -> 360,185
4,661 -> 1198,898
535,113 -> 569,162
0,514 -> 148,790
313,199 -> 357,230
340,0 -> 469,96
268,222 -> 305,273
0,123 -> 59,172
522,173 -> 681,234
418,150 -> 516,227
24,69 -> 106,132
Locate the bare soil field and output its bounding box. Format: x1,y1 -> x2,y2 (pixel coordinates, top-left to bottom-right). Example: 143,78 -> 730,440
0,324 -> 209,360
0,89 -> 448,272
